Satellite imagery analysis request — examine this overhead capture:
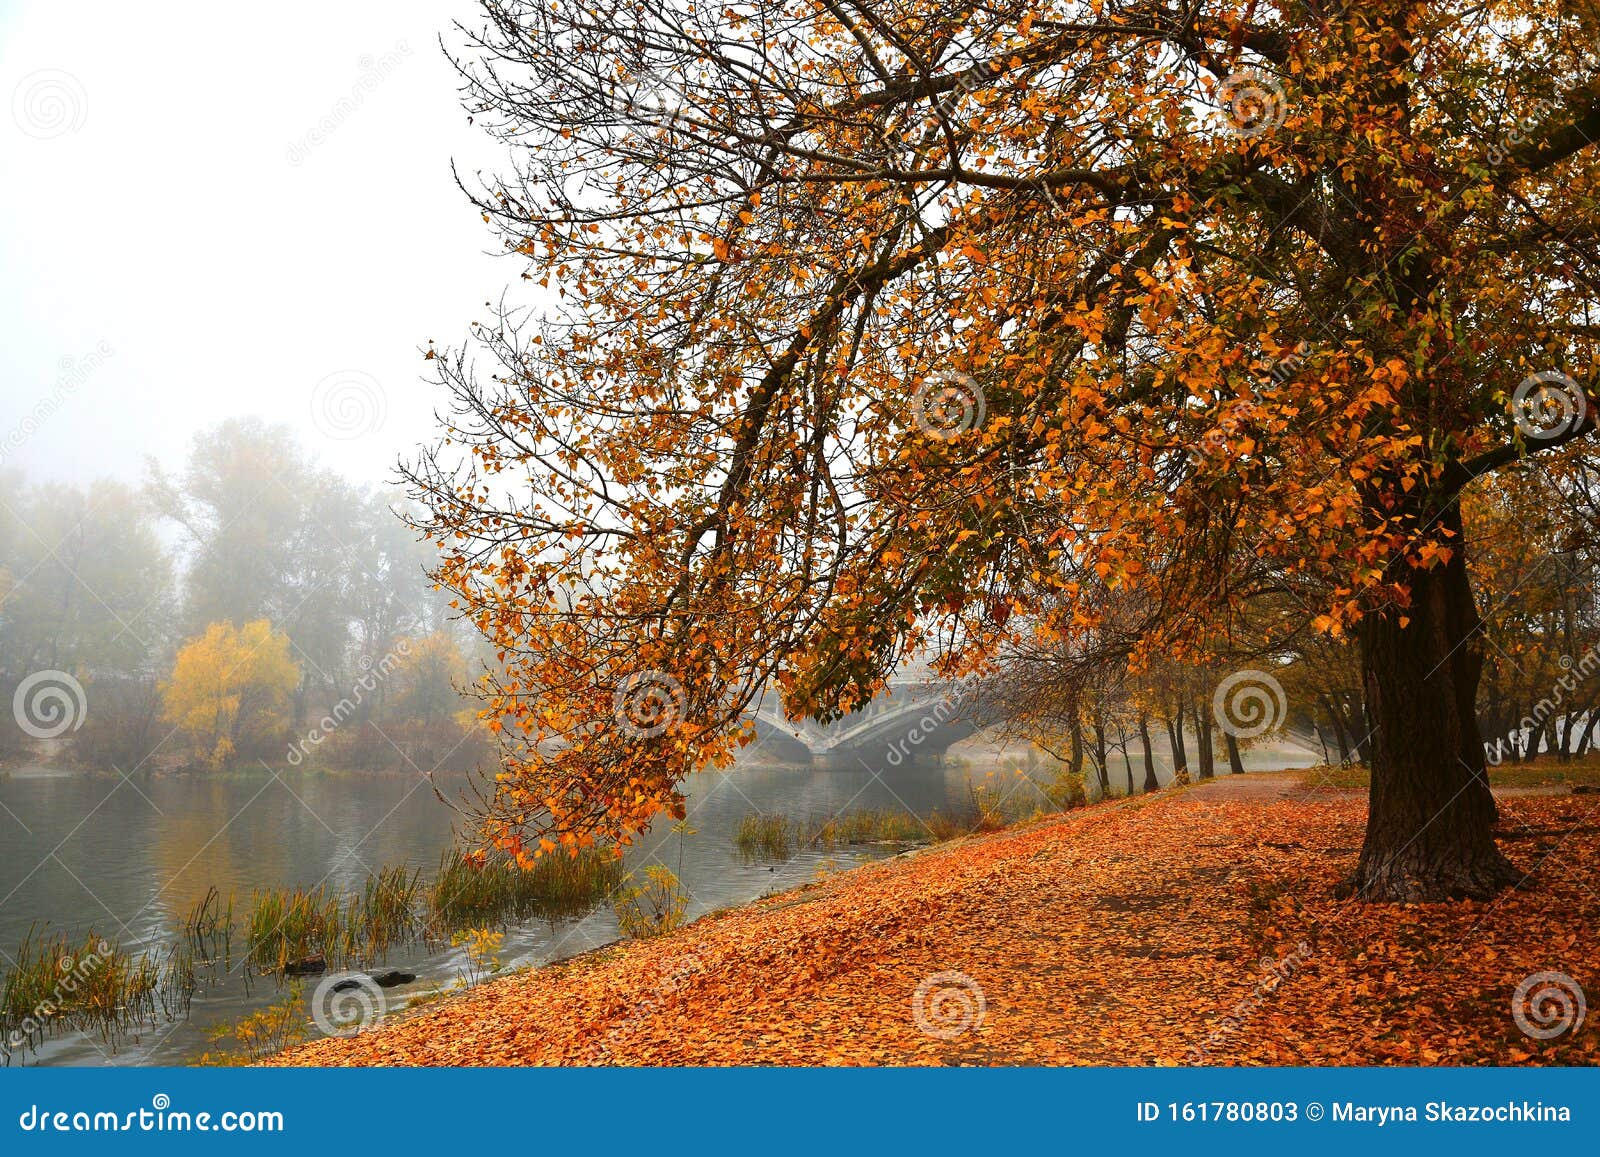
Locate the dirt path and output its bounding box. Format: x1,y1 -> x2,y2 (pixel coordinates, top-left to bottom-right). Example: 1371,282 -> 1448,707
1184,769 -> 1329,801
269,780 -> 1600,1067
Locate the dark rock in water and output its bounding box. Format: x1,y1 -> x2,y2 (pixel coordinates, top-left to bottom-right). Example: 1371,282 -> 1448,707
282,953 -> 326,976
329,968 -> 415,992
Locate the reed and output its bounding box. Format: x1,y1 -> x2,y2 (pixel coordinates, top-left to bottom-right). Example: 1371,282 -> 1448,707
245,884 -> 342,974
182,887 -> 234,957
344,864 -> 423,959
428,846 -> 623,930
807,807 -> 930,846
733,813 -> 796,860
0,927 -> 179,1060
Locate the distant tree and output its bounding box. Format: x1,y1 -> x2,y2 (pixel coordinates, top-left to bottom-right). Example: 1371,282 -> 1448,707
148,420 -> 308,632
0,478 -> 172,681
150,419 -> 363,718
162,620 -> 299,768
389,630 -> 470,725
349,493 -> 444,689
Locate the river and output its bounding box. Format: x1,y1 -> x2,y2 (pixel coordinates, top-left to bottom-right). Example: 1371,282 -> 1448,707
0,739 -> 1314,1066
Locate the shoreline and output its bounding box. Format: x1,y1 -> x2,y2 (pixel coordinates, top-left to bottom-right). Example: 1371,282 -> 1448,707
267,772 -> 1600,1067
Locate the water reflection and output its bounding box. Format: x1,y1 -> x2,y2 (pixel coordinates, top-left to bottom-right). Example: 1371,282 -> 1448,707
0,739 -> 1313,1065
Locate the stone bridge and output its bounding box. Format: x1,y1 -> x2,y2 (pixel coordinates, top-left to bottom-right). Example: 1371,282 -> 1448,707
746,677 -> 989,764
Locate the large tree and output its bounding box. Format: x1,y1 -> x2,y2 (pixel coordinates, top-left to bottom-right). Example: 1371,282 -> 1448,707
410,0 -> 1600,896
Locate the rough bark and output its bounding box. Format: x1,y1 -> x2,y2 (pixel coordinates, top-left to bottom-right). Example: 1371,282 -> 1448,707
1344,509 -> 1519,901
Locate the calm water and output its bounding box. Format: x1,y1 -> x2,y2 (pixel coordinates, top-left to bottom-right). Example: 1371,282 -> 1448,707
0,756 -> 991,1065
0,740 -> 1314,1066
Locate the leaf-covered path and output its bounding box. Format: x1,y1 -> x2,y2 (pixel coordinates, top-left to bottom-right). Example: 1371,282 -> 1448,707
271,776 -> 1600,1066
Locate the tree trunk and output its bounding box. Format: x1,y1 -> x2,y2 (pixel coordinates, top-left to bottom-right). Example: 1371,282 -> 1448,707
1507,708 -> 1527,763
1195,701 -> 1215,779
1090,725 -> 1110,797
1320,693 -> 1352,764
1225,732 -> 1245,775
1352,695 -> 1375,765
1576,707 -> 1598,759
1345,515 -> 1518,901
1138,714 -> 1159,792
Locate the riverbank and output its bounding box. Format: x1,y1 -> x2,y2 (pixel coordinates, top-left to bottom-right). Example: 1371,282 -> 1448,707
270,772 -> 1600,1066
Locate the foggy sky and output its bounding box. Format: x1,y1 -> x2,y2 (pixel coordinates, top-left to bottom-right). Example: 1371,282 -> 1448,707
0,0 -> 518,487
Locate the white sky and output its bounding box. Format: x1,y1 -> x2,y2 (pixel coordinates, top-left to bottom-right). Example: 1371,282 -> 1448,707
0,0 -> 518,487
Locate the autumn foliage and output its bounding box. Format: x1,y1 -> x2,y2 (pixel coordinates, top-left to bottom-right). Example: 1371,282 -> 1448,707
162,619 -> 299,768
407,1 -> 1600,897
272,777 -> 1600,1066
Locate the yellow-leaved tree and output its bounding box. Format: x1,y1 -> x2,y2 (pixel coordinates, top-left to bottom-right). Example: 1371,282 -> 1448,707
163,620 -> 299,768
